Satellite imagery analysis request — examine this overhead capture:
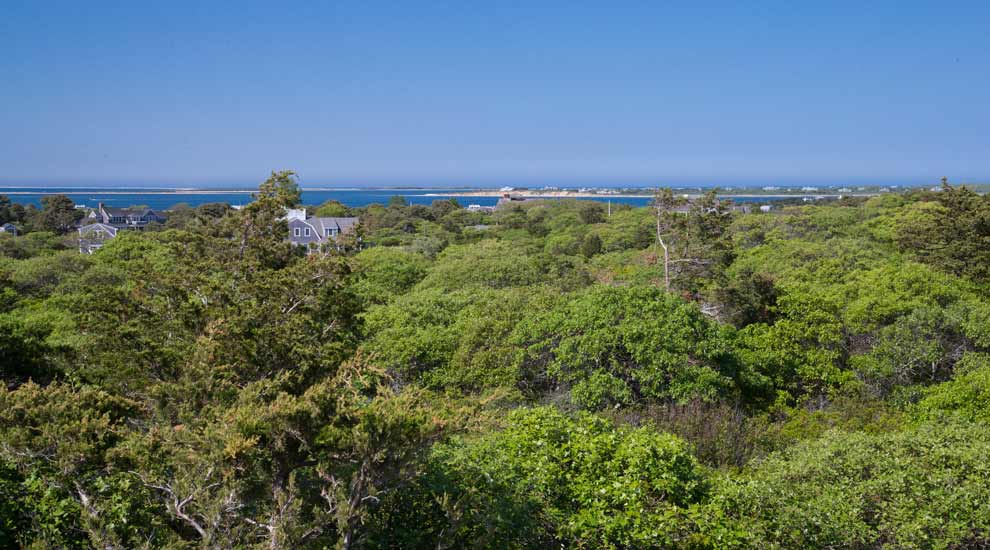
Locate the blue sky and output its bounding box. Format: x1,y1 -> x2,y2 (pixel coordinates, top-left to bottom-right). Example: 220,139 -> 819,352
2,1 -> 988,187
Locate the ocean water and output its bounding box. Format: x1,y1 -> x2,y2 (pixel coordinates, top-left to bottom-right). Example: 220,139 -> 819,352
0,187 -> 801,211
0,187 -> 657,210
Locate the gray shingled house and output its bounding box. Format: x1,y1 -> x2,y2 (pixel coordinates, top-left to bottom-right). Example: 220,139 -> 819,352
78,223 -> 118,254
87,203 -> 167,228
77,203 -> 167,252
284,209 -> 359,251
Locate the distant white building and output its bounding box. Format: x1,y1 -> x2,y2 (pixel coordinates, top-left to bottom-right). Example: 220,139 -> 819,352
0,223 -> 18,236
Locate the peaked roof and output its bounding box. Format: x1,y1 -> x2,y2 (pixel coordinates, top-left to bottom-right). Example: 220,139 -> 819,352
78,223 -> 119,236
99,204 -> 160,217
288,217 -> 320,233
312,217 -> 359,235
287,216 -> 359,242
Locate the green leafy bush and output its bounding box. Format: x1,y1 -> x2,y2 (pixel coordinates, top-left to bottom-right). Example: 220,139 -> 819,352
362,286 -> 560,394
514,285 -> 739,408
415,240 -> 548,290
368,407 -> 710,548
719,422 -> 990,548
914,353 -> 990,424
349,246 -> 429,304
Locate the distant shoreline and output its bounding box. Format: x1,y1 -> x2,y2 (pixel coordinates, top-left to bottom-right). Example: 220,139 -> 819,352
0,188 -> 886,200
0,188 -> 879,199
426,190 -> 882,199
7,186 -> 988,201
0,189 -> 257,195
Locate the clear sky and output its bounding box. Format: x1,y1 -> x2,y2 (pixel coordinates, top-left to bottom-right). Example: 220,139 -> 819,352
2,1 -> 988,187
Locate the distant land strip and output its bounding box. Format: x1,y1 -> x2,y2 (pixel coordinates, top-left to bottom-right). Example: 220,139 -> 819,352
0,189 -> 257,195
425,190 -> 882,199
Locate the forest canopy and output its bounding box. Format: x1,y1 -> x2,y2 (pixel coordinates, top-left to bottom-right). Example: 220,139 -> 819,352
2,175 -> 990,548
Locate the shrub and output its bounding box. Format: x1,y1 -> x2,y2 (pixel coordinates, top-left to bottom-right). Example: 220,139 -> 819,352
367,407 -> 710,548
914,352 -> 990,424
349,246 -> 429,304
513,286 -> 738,409
718,422 -> 990,548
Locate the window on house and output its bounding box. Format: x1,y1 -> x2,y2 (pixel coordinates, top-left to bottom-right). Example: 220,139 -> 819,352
293,228 -> 301,237
304,228 -> 311,237
325,228 -> 331,237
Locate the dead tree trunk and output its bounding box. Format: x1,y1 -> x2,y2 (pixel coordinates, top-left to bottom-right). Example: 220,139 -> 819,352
656,213 -> 670,291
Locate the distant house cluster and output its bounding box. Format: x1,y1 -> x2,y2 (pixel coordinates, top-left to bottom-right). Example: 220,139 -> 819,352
0,222 -> 18,236
86,203 -> 167,228
74,204 -> 359,254
284,208 -> 359,251
78,203 -> 167,253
